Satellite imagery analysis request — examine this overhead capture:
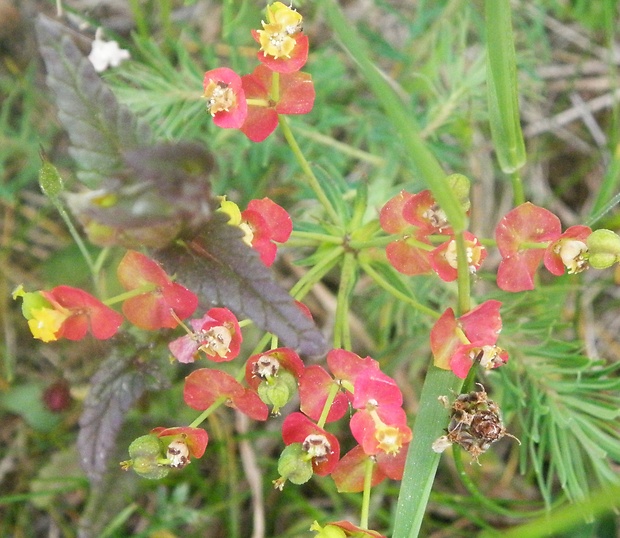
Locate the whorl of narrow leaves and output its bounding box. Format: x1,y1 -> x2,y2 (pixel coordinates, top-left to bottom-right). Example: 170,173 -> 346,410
155,213 -> 327,357
77,351 -> 168,482
35,15 -> 151,188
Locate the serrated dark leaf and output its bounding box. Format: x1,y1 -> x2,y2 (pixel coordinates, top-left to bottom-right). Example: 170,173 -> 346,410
36,16 -> 215,247
155,213 -> 327,358
35,15 -> 151,188
77,351 -> 167,482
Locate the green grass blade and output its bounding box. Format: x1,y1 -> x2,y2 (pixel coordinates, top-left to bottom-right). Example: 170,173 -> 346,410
485,0 -> 526,174
321,0 -> 467,234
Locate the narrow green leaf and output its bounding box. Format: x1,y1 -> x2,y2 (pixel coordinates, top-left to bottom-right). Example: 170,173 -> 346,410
485,0 -> 526,173
321,0 -> 467,233
393,367 -> 463,538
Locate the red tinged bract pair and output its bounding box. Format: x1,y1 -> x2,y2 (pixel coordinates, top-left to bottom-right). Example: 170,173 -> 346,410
496,202 -> 591,292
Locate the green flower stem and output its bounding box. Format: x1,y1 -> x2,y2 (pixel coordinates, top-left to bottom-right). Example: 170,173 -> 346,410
454,231 -> 471,316
347,234 -> 395,250
246,98 -> 271,107
393,367 -> 463,538
510,170 -> 525,207
293,125 -> 385,166
333,251 -> 357,350
188,396 -> 228,428
360,456 -> 375,530
278,116 -> 341,225
271,72 -> 280,104
316,382 -> 340,430
50,198 -> 97,280
321,0 -> 467,234
350,234 -> 434,252
289,245 -> 344,300
102,283 -> 158,306
359,260 -> 440,319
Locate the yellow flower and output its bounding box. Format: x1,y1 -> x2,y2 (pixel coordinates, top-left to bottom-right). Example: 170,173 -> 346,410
257,2 -> 303,59
28,307 -> 66,342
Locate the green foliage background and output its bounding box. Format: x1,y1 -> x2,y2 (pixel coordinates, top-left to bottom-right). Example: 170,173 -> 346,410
1,1 -> 619,537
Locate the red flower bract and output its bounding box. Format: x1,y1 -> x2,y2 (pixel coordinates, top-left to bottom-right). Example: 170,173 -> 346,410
117,250 -> 198,330
331,443 -> 408,495
251,31 -> 309,74
241,197 -> 292,266
240,65 -> 315,142
298,365 -> 350,423
168,307 -> 242,363
203,67 -> 247,129
282,412 -> 340,476
543,225 -> 591,276
40,285 -> 123,340
430,300 -> 504,378
496,203 -> 562,292
151,426 -> 209,459
184,369 -> 269,421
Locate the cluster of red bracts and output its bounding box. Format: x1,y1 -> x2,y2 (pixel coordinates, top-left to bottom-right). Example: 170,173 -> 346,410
202,2 -> 314,142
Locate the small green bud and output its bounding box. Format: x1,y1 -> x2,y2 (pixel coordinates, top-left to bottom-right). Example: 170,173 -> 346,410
128,434 -> 163,459
277,443 -> 314,485
257,371 -> 298,414
38,151 -> 65,200
586,229 -> 620,269
131,456 -> 170,480
123,434 -> 170,479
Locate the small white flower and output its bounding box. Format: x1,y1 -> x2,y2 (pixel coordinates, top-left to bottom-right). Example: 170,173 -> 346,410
88,34 -> 130,72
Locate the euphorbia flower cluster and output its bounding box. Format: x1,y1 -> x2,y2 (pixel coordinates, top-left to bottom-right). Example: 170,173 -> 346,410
274,349 -> 412,493
202,2 -> 315,142
379,175 -> 484,280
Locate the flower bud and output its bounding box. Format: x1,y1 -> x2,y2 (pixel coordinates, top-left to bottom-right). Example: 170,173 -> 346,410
586,229 -> 620,269
257,370 -> 298,414
38,152 -> 65,200
122,434 -> 170,479
131,456 -> 170,480
277,443 -> 314,485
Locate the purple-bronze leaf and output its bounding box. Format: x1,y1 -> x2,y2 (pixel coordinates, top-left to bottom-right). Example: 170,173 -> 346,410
77,351 -> 167,482
154,213 -> 327,358
36,16 -> 215,248
35,15 -> 151,189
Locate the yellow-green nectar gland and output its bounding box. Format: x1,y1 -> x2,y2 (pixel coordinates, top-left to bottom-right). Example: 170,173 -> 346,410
375,424 -> 405,455
367,406 -> 406,455
258,22 -> 298,58
204,80 -> 237,116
